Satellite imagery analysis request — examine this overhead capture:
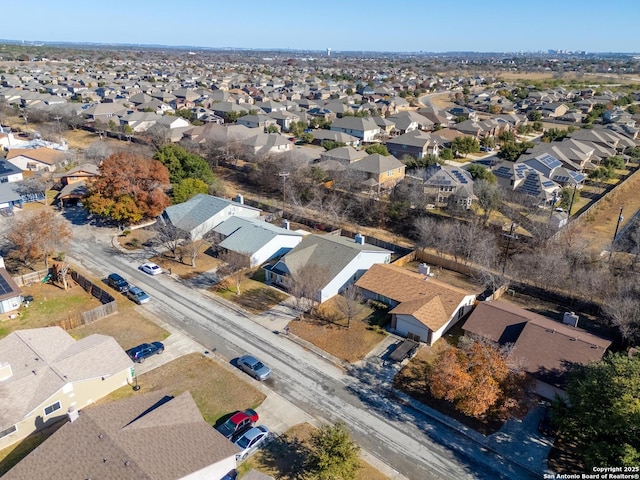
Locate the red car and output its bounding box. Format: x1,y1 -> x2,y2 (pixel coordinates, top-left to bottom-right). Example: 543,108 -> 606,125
216,409 -> 259,440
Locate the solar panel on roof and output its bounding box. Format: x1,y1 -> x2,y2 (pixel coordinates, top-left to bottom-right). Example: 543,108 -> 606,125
452,170 -> 468,184
0,274 -> 14,296
542,181 -> 556,187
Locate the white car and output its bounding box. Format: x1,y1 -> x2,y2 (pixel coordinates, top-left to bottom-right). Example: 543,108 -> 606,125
140,262 -> 163,275
233,425 -> 270,460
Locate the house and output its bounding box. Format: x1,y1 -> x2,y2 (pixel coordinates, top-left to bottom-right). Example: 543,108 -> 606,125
387,111 -> 434,134
347,153 -> 406,191
237,113 -> 278,130
462,301 -> 612,400
0,265 -> 22,313
54,162 -> 100,206
448,106 -> 477,121
4,390 -> 240,480
310,129 -> 361,147
212,216 -> 304,267
330,116 -> 380,142
318,146 -> 367,165
264,233 -> 391,303
356,264 -> 477,345
6,147 -> 68,172
0,159 -> 24,183
160,194 -> 261,240
421,164 -> 474,208
0,182 -> 24,212
0,327 -> 134,450
241,133 -> 294,156
386,130 -> 441,159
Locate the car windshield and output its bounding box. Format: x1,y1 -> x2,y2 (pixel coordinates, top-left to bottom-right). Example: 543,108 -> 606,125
136,291 -> 145,298
236,435 -> 252,448
253,361 -> 264,370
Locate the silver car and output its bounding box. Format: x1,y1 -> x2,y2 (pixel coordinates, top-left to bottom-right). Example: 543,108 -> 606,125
237,355 -> 271,381
233,425 -> 270,460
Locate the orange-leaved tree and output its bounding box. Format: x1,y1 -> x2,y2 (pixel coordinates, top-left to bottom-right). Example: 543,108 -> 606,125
7,209 -> 72,269
84,152 -> 170,224
428,335 -> 521,418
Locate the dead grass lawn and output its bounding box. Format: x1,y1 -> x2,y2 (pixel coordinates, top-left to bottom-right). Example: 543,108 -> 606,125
288,298 -> 388,363
215,277 -> 288,314
239,422 -> 388,480
100,353 -> 266,425
151,245 -> 221,279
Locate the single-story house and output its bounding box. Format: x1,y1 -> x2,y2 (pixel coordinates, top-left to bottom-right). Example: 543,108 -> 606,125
462,301 -> 612,400
0,159 -> 23,183
212,216 -> 304,268
3,391 -> 240,480
0,266 -> 22,314
6,147 -> 69,172
160,194 -> 261,240
356,263 -> 477,345
0,327 -> 134,450
54,163 -> 100,206
330,116 -> 380,142
265,233 -> 391,303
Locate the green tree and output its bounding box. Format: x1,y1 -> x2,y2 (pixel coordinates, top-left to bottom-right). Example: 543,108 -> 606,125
467,164 -> 496,183
527,110 -> 542,122
289,121 -> 308,138
321,140 -> 347,151
532,121 -> 544,132
554,354 -> 640,469
498,131 -> 515,143
603,156 -> 625,170
440,148 -> 454,160
266,124 -> 279,133
365,144 -> 389,156
451,136 -> 480,156
154,144 -> 214,185
497,140 -> 533,162
307,422 -> 361,480
558,186 -> 580,211
172,178 -> 209,203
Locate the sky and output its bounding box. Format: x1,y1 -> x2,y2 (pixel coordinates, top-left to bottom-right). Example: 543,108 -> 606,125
3,0 -> 639,53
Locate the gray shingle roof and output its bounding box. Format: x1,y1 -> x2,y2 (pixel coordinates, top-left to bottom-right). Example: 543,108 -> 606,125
348,153 -> 404,174
4,391 -> 239,480
163,194 -> 260,233
215,217 -> 302,256
0,327 -> 133,431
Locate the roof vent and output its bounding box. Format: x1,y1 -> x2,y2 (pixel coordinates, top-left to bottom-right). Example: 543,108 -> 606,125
354,233 -> 365,245
67,406 -> 79,423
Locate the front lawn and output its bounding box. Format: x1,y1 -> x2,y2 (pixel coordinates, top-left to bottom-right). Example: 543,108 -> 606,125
393,343 -> 520,435
238,423 -> 389,480
215,276 -> 288,314
288,297 -> 388,363
100,353 -> 266,425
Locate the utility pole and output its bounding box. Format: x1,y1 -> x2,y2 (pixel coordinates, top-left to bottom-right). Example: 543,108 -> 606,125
278,171 -> 289,217
53,115 -> 62,134
501,223 -> 518,276
609,206 -> 624,262
566,183 -> 578,222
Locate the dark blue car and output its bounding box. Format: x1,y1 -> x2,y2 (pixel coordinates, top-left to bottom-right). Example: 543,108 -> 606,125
126,342 -> 164,363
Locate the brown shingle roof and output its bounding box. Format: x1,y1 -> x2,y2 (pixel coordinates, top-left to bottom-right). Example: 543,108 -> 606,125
356,264 -> 474,330
6,147 -> 67,165
4,391 -> 239,480
462,301 -> 612,388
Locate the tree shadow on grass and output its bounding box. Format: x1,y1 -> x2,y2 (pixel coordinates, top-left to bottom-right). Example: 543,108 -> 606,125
256,433 -> 310,480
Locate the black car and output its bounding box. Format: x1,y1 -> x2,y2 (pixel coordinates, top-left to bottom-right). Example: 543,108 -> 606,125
126,342 -> 164,363
107,273 -> 130,292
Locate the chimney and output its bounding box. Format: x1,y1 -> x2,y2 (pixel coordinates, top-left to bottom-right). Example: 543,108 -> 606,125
235,193 -> 244,204
282,219 -> 290,230
562,312 -> 579,328
67,406 -> 79,423
0,361 -> 12,381
354,233 -> 365,245
0,256 -> 5,269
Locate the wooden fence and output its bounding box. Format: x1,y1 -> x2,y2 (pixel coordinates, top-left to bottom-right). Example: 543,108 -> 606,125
49,271 -> 118,330
13,269 -> 50,287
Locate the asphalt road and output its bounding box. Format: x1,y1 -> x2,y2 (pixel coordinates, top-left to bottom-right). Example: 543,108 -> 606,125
66,214 -> 538,480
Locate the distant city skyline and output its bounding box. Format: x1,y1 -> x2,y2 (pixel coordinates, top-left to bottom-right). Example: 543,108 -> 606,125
3,0 -> 638,54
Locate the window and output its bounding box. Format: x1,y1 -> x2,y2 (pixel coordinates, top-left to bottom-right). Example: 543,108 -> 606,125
0,425 -> 17,439
44,401 -> 61,416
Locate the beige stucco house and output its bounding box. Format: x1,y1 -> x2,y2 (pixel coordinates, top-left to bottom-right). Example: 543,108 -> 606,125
0,327 -> 134,450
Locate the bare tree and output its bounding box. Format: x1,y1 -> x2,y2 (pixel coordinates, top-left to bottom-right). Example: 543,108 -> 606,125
182,237 -> 207,268
285,263 -> 330,319
474,179 -> 501,226
154,221 -> 186,260
218,250 -> 250,295
603,284 -> 640,345
84,141 -> 113,164
15,171 -> 53,204
334,284 -> 365,328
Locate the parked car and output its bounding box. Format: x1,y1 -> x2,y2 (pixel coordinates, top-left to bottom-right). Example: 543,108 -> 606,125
126,342 -> 164,363
233,425 -> 270,460
216,409 -> 259,440
107,273 -> 130,292
140,262 -> 163,275
237,355 -> 271,381
538,406 -> 556,437
126,286 -> 150,304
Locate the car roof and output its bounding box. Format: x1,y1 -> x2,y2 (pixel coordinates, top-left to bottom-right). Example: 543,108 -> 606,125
230,411 -> 250,423
108,273 -> 125,280
129,286 -> 143,293
242,355 -> 258,365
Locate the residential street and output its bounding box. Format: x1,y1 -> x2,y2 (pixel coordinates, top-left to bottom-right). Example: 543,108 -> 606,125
65,211 -> 539,480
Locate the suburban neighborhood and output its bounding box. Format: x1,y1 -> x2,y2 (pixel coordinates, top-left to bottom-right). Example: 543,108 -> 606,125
0,37 -> 640,480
